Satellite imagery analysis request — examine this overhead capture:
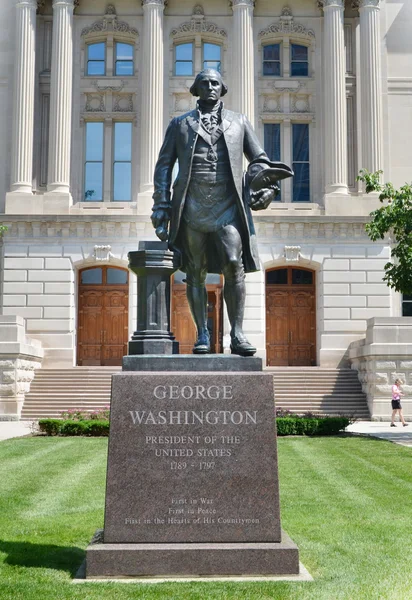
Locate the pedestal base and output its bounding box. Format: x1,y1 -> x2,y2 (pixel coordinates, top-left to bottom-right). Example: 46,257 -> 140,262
127,340 -> 179,356
86,533 -> 300,578
122,354 -> 262,371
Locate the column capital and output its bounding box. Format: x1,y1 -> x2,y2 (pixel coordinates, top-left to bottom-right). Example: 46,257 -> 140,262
352,0 -> 380,10
52,0 -> 75,7
141,0 -> 167,6
230,0 -> 255,8
317,0 -> 344,9
15,0 -> 37,7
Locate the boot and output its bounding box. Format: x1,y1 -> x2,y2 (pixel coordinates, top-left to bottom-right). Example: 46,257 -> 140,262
224,280 -> 256,357
186,284 -> 210,354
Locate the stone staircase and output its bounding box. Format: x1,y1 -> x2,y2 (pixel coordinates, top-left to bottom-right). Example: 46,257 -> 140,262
20,367 -> 121,420
271,367 -> 369,419
21,366 -> 369,421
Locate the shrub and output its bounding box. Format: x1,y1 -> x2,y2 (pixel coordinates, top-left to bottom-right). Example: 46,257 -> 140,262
276,415 -> 350,436
38,419 -> 61,436
87,420 -> 110,437
60,420 -> 88,436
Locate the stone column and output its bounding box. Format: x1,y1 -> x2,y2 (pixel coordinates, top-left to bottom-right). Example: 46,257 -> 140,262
230,0 -> 255,125
358,0 -> 383,174
140,0 -> 166,192
10,0 -> 37,194
321,0 -> 348,194
47,0 -> 74,194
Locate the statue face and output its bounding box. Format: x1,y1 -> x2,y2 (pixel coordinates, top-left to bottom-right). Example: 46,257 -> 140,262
197,75 -> 223,103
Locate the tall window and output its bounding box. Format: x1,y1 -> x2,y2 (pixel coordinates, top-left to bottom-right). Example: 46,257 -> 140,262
402,295 -> 412,316
290,44 -> 309,77
263,44 -> 281,76
84,122 -> 104,201
115,43 -> 134,76
87,42 -> 106,76
175,43 -> 194,76
292,124 -> 310,202
264,124 -> 281,201
203,43 -> 221,71
113,122 -> 132,202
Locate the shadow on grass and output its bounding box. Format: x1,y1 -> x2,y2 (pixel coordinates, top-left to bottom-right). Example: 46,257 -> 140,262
0,540 -> 84,577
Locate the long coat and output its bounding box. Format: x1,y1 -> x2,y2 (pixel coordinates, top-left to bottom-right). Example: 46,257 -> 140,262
152,106 -> 267,273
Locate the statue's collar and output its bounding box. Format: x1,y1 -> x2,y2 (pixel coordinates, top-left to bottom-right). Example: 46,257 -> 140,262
188,103 -> 232,134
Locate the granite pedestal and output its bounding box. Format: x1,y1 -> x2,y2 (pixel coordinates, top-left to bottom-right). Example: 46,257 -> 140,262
85,367 -> 300,578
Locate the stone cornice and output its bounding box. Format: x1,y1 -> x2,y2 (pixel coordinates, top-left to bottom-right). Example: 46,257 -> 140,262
1,215 -> 371,242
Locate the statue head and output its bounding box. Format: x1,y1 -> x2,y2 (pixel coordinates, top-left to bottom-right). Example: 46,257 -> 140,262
190,69 -> 228,101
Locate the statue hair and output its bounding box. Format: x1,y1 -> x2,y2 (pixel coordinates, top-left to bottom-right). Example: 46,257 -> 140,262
190,69 -> 228,97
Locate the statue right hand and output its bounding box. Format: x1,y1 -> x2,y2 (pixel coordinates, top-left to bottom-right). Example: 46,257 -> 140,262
151,208 -> 170,241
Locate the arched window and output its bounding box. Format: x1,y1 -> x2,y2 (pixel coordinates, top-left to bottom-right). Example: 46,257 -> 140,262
87,42 -> 106,76
115,42 -> 134,76
203,43 -> 221,72
263,44 -> 281,76
175,42 -> 194,76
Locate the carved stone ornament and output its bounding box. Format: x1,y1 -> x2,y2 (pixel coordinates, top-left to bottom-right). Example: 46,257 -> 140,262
317,0 -> 345,9
284,246 -> 301,262
82,5 -> 138,37
36,0 -> 46,12
262,95 -> 281,113
259,12 -> 315,39
291,94 -> 310,113
281,6 -> 292,16
171,6 -> 227,38
85,93 -> 105,112
93,245 -> 113,262
352,0 -> 379,8
113,93 -> 134,112
92,79 -> 125,92
174,93 -> 192,113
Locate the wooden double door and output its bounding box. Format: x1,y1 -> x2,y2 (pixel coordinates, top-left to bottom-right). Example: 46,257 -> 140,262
77,266 -> 129,366
266,267 -> 316,367
171,281 -> 223,354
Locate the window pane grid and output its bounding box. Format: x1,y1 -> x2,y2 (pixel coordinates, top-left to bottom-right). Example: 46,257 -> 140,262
115,43 -> 133,76
175,43 -> 194,76
264,123 -> 281,201
203,43 -> 221,72
292,124 -> 310,202
291,44 -> 308,77
84,122 -> 104,201
113,122 -> 132,202
263,44 -> 281,76
87,42 -> 106,76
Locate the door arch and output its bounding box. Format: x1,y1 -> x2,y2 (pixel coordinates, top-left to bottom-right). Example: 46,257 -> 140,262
266,266 -> 316,366
77,265 -> 129,366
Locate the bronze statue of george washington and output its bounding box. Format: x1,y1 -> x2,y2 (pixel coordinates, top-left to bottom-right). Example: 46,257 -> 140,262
151,69 -> 293,356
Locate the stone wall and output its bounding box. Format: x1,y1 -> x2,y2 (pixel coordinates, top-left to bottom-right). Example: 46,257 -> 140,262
349,317 -> 412,420
0,316 -> 43,420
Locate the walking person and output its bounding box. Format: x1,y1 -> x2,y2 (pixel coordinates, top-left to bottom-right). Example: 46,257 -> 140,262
391,379 -> 408,427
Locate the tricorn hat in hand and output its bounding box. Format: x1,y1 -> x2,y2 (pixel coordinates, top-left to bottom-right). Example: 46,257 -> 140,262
246,157 -> 294,192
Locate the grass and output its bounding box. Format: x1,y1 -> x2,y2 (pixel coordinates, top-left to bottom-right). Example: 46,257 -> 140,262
0,435 -> 411,599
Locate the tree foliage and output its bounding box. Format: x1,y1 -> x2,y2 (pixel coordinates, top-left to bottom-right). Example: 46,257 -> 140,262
358,169 -> 412,294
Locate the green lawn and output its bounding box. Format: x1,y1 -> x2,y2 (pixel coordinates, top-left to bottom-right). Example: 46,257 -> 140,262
0,435 -> 411,600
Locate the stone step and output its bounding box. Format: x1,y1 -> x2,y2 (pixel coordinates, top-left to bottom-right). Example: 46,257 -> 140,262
21,366 -> 369,420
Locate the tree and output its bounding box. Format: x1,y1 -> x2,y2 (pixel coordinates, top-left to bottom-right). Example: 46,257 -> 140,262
358,169 -> 412,294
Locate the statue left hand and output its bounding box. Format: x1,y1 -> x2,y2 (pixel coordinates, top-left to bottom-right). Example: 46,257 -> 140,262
249,187 -> 277,211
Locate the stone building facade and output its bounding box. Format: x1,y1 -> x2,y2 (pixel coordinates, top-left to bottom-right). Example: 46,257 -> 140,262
0,0 -> 411,418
